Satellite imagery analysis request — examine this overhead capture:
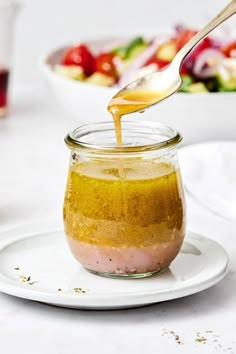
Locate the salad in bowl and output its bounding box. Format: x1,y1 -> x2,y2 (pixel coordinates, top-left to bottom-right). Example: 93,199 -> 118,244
53,26 -> 236,93
42,26 -> 236,144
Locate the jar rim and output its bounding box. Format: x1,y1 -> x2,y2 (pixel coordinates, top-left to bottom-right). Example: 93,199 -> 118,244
65,120 -> 182,154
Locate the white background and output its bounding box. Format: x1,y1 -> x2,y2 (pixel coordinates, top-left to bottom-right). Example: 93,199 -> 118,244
0,1 -> 236,354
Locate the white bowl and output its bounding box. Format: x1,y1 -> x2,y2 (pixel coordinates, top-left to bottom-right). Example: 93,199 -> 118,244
41,39 -> 236,145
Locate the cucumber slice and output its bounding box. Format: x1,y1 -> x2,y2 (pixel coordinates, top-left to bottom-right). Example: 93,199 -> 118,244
85,72 -> 115,87
54,65 -> 84,80
128,43 -> 148,59
186,82 -> 209,93
217,72 -> 236,90
113,46 -> 127,58
113,37 -> 146,59
216,59 -> 236,91
179,75 -> 193,92
126,37 -> 146,58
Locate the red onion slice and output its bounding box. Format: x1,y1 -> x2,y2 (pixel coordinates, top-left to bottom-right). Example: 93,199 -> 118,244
193,48 -> 225,79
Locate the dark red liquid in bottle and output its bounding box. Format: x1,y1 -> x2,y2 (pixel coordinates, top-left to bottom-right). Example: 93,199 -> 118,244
0,68 -> 9,109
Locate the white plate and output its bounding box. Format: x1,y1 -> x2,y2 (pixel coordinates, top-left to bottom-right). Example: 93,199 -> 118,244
179,141 -> 236,222
0,227 -> 228,310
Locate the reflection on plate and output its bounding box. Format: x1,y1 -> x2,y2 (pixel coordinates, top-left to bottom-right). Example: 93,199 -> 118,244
179,141 -> 236,222
0,227 -> 228,310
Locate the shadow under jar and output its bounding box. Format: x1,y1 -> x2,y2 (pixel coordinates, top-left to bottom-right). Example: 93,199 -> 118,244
63,121 -> 186,279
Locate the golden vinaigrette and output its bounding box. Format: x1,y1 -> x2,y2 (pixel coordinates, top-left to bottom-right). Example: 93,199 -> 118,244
108,89 -> 168,146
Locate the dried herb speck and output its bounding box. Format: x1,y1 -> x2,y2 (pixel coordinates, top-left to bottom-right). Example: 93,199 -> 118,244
73,287 -> 88,294
161,329 -> 183,345
29,281 -> 38,286
19,274 -> 30,282
19,273 -> 37,285
195,337 -> 207,343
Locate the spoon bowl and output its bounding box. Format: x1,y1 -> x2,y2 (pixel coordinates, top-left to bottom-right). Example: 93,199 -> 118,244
110,64 -> 183,116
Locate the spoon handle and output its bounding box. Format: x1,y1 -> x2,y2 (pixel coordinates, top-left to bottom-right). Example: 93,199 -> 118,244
173,0 -> 236,68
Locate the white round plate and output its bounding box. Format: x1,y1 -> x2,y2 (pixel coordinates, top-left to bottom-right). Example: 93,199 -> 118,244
179,141 -> 236,222
0,227 -> 228,310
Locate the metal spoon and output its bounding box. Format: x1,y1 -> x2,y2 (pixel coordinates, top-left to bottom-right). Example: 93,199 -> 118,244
108,0 -> 236,116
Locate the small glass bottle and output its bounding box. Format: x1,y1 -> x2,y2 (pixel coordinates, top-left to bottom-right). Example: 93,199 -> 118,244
0,0 -> 20,117
63,121 -> 186,279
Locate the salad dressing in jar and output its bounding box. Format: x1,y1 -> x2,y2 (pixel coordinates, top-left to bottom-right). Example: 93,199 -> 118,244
63,121 -> 186,278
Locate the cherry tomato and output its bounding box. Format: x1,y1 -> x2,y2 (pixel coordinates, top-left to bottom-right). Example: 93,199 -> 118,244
62,44 -> 94,76
190,37 -> 212,60
176,29 -> 212,75
175,29 -> 197,51
93,53 -> 118,79
176,29 -> 212,60
221,41 -> 236,57
144,55 -> 170,69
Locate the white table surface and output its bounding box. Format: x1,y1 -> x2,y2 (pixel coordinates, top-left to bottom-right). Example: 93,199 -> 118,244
1,0 -> 236,351
0,85 -> 235,354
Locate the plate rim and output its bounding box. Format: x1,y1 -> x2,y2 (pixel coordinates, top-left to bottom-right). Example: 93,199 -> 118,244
0,227 -> 229,309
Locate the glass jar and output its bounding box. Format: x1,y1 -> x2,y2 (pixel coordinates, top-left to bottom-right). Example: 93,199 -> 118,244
0,0 -> 20,117
63,121 -> 186,278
